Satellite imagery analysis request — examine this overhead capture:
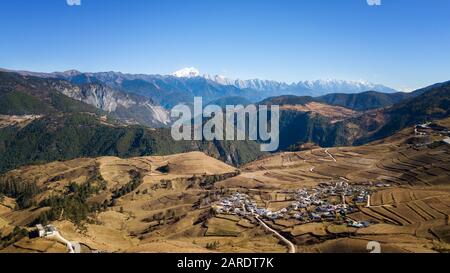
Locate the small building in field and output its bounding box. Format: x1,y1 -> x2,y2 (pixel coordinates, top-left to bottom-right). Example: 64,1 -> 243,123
36,224 -> 45,237
35,224 -> 58,237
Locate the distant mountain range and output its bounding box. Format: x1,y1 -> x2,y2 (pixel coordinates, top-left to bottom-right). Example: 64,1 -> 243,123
262,90 -> 421,112
1,68 -> 398,108
0,71 -> 264,173
0,72 -> 170,127
261,80 -> 450,149
204,75 -> 397,96
0,68 -> 449,174
173,67 -> 398,95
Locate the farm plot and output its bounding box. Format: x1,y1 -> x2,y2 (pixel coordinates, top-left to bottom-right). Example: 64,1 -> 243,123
205,217 -> 247,237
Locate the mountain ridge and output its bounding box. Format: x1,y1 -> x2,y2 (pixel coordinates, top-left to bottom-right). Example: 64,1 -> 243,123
260,80 -> 450,149
1,68 -> 399,107
0,71 -> 170,127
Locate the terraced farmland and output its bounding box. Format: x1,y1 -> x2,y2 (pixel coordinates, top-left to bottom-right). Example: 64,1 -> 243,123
212,124 -> 450,252
1,122 -> 449,253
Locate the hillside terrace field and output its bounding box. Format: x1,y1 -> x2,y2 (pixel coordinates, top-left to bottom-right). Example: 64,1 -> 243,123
0,120 -> 450,253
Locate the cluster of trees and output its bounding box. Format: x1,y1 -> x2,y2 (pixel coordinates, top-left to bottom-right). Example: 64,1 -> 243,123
111,170 -> 143,199
0,177 -> 40,209
0,108 -> 263,174
0,226 -> 29,249
206,241 -> 220,250
197,171 -> 241,189
193,209 -> 214,226
144,209 -> 178,223
141,209 -> 187,233
35,174 -> 108,226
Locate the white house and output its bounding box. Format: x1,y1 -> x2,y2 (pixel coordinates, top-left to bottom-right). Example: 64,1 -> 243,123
36,224 -> 45,237
36,224 -> 58,237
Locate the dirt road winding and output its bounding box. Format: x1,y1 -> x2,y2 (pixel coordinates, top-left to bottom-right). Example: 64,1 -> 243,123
255,216 -> 296,253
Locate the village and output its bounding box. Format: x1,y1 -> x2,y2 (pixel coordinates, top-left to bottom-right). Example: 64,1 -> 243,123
213,181 -> 391,229
415,122 -> 450,136
414,122 -> 450,147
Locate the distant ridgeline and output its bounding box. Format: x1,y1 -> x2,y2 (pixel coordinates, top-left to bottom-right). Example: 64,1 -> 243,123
0,71 -> 263,173
0,69 -> 449,173
260,81 -> 450,149
0,113 -> 263,173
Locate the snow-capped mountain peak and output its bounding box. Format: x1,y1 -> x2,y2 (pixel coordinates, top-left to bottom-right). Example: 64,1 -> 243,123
170,67 -> 396,95
172,67 -> 201,78
203,74 -> 231,85
203,75 -> 397,95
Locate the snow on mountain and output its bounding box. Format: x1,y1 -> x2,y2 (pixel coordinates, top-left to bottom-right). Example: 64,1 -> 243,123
2,66 -> 399,110
203,74 -> 231,85
172,67 -> 201,78
297,79 -> 397,94
203,74 -> 397,95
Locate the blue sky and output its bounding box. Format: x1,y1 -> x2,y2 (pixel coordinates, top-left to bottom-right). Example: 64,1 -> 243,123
0,0 -> 449,91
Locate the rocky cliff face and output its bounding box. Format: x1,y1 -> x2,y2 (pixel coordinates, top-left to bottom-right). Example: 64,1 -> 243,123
53,82 -> 171,127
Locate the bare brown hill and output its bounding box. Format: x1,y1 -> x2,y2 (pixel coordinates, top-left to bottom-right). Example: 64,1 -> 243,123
1,120 -> 449,253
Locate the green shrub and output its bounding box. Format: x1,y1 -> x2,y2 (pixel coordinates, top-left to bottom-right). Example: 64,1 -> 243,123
206,241 -> 220,250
